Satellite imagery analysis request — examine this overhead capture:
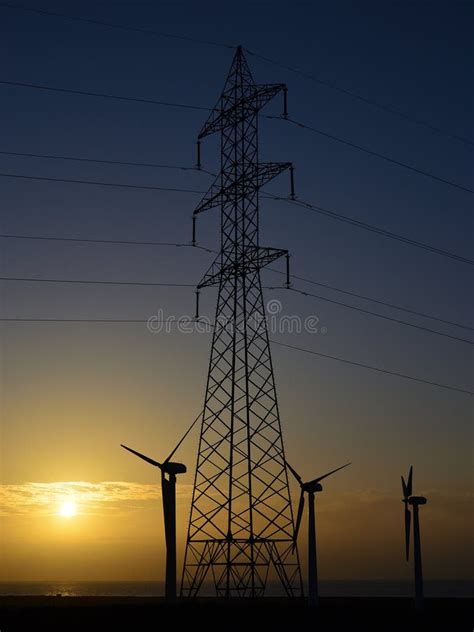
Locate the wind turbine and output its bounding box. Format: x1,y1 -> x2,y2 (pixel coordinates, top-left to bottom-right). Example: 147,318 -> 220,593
286,460 -> 351,607
402,466 -> 427,610
121,442 -> 186,601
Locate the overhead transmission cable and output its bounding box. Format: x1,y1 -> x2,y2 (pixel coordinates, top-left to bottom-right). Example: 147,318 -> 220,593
0,276 -> 195,287
0,171 -> 470,265
270,339 -> 472,396
0,315 -> 470,396
263,194 -> 473,266
0,149 -> 215,175
265,266 -> 473,332
2,232 -> 470,331
0,172 -> 203,193
2,275 -> 471,345
0,2 -> 234,49
246,48 -> 474,147
0,179 -> 470,265
266,116 -> 474,195
1,79 -> 470,194
0,233 -> 214,253
0,2 -> 469,146
267,285 -> 473,345
0,79 -> 210,111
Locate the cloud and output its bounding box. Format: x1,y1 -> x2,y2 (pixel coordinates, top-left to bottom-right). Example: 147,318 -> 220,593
1,482 -> 471,522
0,481 -> 194,517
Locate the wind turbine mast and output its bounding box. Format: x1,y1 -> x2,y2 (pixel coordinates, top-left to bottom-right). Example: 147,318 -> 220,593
307,487 -> 318,607
121,444 -> 186,601
288,461 -> 351,607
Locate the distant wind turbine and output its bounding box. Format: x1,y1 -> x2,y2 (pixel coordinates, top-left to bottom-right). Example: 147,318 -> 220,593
121,442 -> 187,601
402,466 -> 427,610
286,460 -> 351,607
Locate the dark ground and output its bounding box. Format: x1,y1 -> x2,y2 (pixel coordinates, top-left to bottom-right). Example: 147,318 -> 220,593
0,596 -> 472,631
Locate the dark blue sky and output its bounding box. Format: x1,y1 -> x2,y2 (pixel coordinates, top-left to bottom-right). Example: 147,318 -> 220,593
1,1 -> 472,494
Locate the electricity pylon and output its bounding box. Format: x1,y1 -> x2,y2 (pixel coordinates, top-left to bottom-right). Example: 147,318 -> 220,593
181,46 -> 302,598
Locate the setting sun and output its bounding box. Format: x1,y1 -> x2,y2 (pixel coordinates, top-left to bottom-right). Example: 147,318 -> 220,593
59,501 -> 77,518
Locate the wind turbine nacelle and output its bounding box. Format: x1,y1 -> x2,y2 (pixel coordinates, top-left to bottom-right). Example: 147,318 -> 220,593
303,481 -> 323,493
163,462 -> 187,475
408,496 -> 427,505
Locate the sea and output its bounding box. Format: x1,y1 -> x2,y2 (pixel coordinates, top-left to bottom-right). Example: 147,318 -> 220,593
0,580 -> 471,598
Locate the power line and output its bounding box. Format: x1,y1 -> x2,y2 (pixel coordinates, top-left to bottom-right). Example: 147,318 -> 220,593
3,76 -> 470,198
3,229 -> 466,331
265,194 -> 474,266
269,116 -> 474,195
1,185 -> 470,266
246,48 -> 474,148
265,267 -> 474,332
0,79 -> 209,111
2,239 -> 469,332
0,315 -> 470,395
2,216 -> 470,271
2,79 -> 469,196
2,3 -> 469,147
3,274 -> 471,344
4,229 -> 469,333
0,149 -> 215,174
270,339 -> 473,396
6,232 -> 470,333
0,2 -> 233,49
0,233 -> 214,253
0,318 -> 207,326
4,226 -> 463,330
0,276 -> 195,287
0,318 -> 155,322
0,318 -> 202,323
0,172 -> 203,193
271,286 -> 474,346
1,174 -> 470,265
1,172 -> 470,268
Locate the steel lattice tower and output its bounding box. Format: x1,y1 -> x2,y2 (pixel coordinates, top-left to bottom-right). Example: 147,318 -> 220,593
181,46 -> 302,598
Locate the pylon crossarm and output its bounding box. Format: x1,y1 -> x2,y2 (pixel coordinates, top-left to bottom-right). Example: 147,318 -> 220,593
198,83 -> 286,139
194,162 -> 292,215
197,247 -> 287,288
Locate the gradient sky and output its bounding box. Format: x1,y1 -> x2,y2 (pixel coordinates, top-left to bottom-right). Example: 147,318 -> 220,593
1,1 -> 472,585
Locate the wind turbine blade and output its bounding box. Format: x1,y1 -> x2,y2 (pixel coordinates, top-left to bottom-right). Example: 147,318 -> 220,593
120,444 -> 162,468
286,460 -> 303,486
163,411 -> 202,464
309,462 -> 351,485
292,491 -> 305,552
404,505 -> 411,561
401,475 -> 408,499
407,466 -> 413,498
